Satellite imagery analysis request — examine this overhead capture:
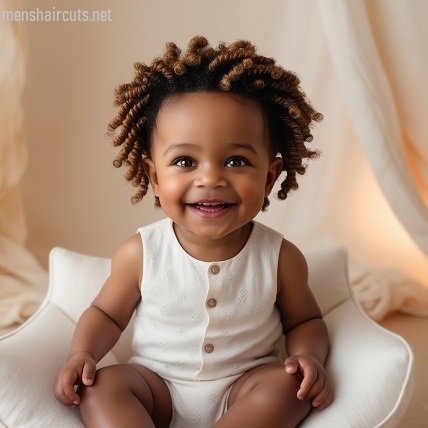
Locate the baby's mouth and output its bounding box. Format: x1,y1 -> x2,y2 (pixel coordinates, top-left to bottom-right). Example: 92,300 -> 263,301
190,202 -> 232,213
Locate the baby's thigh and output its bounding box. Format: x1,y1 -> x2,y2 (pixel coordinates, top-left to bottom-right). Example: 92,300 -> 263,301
217,364 -> 311,428
80,363 -> 172,426
228,363 -> 302,407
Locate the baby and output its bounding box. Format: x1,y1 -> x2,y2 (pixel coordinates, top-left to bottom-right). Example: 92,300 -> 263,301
55,35 -> 333,428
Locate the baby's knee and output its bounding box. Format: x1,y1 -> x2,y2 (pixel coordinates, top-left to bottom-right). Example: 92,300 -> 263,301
79,364 -> 152,410
79,367 -> 118,408
252,368 -> 301,408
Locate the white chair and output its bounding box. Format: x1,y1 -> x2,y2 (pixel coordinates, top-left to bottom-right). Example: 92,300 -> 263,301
0,245 -> 414,428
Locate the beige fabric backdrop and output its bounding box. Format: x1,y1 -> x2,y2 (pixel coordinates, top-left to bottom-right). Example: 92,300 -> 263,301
0,0 -> 48,335
1,0 -> 427,333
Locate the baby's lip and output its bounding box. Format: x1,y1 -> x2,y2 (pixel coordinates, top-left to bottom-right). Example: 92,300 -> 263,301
187,199 -> 234,218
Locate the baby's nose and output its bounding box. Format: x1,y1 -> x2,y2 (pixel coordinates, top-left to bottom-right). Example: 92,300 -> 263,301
195,165 -> 227,188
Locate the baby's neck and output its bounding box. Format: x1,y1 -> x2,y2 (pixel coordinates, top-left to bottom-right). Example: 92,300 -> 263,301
172,221 -> 254,262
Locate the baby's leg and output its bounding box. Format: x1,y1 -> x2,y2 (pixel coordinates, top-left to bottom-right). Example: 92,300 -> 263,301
214,363 -> 311,428
79,363 -> 172,428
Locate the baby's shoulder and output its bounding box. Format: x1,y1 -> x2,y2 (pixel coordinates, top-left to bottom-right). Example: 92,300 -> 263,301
277,238 -> 308,288
114,232 -> 143,258
278,237 -> 307,265
110,233 -> 143,286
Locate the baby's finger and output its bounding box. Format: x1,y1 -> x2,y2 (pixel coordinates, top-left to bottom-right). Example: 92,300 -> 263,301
62,371 -> 81,405
314,388 -> 334,411
284,357 -> 298,374
82,360 -> 96,386
54,374 -> 70,405
312,382 -> 331,408
297,364 -> 317,400
305,374 -> 325,399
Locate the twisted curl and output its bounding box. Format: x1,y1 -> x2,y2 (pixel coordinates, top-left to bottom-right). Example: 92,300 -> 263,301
108,35 -> 322,207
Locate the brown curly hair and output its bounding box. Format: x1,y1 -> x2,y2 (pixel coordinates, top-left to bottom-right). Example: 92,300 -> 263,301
107,35 -> 322,210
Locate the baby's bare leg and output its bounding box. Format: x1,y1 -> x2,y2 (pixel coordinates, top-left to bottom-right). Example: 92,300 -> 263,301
79,363 -> 172,428
214,363 -> 312,428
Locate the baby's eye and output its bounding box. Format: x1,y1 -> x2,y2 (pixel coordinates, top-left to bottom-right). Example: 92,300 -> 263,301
225,157 -> 248,168
174,157 -> 196,168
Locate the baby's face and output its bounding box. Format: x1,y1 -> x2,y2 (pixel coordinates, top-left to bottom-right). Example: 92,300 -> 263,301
144,91 -> 282,242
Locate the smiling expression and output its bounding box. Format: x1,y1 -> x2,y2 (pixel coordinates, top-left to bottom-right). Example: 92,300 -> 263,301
143,91 -> 283,255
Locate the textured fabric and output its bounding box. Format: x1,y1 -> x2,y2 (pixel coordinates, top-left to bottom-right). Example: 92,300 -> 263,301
129,218 -> 284,426
163,375 -> 240,428
303,300 -> 414,428
0,303 -> 117,428
350,260 -> 428,321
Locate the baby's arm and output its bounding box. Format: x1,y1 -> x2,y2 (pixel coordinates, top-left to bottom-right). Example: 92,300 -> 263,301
54,234 -> 143,406
276,240 -> 334,411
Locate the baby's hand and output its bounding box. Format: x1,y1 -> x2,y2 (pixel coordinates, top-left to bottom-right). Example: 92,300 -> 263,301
54,351 -> 96,406
284,353 -> 334,410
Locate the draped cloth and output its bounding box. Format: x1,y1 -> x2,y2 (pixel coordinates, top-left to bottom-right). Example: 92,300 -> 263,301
0,1 -> 48,336
315,0 -> 428,320
0,0 -> 427,334
318,0 -> 428,253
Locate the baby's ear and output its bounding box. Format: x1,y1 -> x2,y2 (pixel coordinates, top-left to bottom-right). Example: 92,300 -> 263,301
142,158 -> 159,196
265,157 -> 283,196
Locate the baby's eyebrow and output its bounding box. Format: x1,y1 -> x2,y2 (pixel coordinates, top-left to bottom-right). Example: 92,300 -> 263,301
228,143 -> 258,155
163,142 -> 258,156
163,143 -> 199,156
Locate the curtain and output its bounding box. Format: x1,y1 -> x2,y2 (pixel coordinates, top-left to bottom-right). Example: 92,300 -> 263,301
318,0 -> 428,320
0,0 -> 48,336
319,0 -> 428,253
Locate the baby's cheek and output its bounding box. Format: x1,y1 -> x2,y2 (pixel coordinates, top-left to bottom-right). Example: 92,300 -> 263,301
159,176 -> 183,196
238,181 -> 265,205
162,180 -> 179,194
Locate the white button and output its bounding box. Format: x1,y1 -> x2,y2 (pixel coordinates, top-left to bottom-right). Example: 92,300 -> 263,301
210,265 -> 220,274
204,343 -> 214,353
207,298 -> 217,308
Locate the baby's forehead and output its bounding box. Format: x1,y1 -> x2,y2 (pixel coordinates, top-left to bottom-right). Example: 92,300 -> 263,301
155,91 -> 268,131
156,91 -> 266,125
159,91 -> 263,112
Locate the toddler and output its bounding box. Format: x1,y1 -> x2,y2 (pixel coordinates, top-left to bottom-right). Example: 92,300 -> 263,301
55,35 -> 333,428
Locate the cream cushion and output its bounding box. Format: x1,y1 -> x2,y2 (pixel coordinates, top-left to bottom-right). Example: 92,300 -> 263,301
0,246 -> 414,427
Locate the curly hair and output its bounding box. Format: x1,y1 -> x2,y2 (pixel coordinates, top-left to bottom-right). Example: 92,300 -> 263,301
107,35 -> 322,209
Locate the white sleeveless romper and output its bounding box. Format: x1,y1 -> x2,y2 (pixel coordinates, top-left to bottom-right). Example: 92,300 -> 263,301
129,218 -> 284,427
